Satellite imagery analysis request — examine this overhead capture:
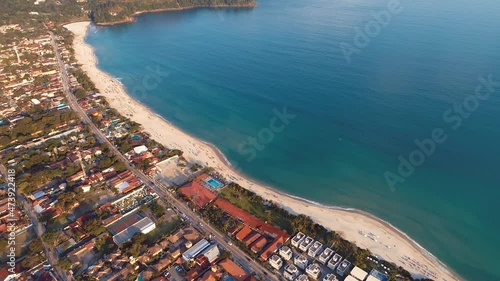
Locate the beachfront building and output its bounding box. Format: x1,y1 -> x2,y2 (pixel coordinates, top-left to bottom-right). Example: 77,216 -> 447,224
318,248 -> 334,264
327,254 -> 342,271
279,246 -> 293,261
350,266 -> 368,281
269,255 -> 283,270
305,263 -> 321,279
307,241 -> 323,258
294,254 -> 309,270
299,237 -> 314,252
291,232 -> 306,248
336,259 -> 351,277
296,274 -> 309,281
182,239 -> 210,261
367,269 -> 388,281
283,264 -> 300,281
323,273 -> 338,281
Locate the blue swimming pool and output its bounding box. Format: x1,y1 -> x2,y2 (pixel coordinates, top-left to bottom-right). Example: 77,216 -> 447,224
132,135 -> 141,140
207,178 -> 224,188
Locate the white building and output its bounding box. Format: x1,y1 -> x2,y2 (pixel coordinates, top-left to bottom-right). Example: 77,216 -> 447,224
200,244 -> 220,263
294,254 -> 309,270
323,273 -> 338,281
296,274 -> 309,281
336,259 -> 351,277
283,264 -> 300,281
299,236 -> 314,252
305,263 -> 321,279
327,253 -> 342,271
269,255 -> 283,270
279,245 -> 293,261
112,217 -> 156,245
307,241 -> 323,258
344,277 -> 358,281
291,232 -> 306,248
350,266 -> 368,281
182,239 -> 210,261
318,248 -> 334,264
133,145 -> 148,155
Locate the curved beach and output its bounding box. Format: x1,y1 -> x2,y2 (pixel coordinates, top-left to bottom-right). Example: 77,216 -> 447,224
65,21 -> 463,281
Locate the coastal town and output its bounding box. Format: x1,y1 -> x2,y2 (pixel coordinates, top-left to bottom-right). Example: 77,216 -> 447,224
0,1 -> 463,281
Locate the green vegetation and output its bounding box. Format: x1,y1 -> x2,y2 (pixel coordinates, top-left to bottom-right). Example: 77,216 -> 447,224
58,258 -> 73,270
217,183 -> 416,280
88,0 -> 255,25
0,110 -> 78,149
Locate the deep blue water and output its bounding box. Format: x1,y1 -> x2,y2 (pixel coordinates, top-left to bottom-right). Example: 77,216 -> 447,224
86,0 -> 500,280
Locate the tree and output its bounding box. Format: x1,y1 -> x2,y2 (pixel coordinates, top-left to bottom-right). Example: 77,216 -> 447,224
29,238 -> 43,253
150,202 -> 165,218
58,258 -> 72,270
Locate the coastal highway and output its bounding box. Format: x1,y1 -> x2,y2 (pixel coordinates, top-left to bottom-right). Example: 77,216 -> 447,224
51,33 -> 278,281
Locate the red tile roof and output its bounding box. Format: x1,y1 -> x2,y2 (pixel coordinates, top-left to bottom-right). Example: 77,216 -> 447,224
235,225 -> 253,241
219,259 -> 249,281
179,174 -> 217,208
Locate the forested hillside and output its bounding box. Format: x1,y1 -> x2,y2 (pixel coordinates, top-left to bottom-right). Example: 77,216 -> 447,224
0,0 -> 256,27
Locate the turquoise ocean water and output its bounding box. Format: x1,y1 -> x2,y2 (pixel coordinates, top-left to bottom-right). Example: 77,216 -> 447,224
86,0 -> 500,280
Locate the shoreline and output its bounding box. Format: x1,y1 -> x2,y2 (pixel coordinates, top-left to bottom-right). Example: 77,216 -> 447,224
94,3 -> 258,26
64,21 -> 463,281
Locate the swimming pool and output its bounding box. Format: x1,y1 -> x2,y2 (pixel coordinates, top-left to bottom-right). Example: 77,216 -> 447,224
132,135 -> 141,140
207,178 -> 224,188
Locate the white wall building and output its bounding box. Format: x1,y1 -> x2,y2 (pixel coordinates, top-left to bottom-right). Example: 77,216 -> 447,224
294,254 -> 309,270
305,263 -> 321,280
299,236 -> 314,252
269,254 -> 283,270
279,245 -> 293,261
318,248 -> 334,264
307,241 -> 323,258
291,232 -> 306,248
327,253 -> 342,271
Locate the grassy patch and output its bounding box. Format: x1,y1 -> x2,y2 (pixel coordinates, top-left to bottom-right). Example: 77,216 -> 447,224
146,216 -> 182,244
220,185 -> 293,233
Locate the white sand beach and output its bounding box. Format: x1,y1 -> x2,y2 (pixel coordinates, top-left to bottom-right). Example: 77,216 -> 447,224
65,21 -> 462,281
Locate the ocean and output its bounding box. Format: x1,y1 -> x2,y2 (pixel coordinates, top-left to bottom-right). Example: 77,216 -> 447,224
85,0 -> 500,280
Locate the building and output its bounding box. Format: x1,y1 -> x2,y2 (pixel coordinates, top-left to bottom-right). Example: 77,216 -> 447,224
294,254 -> 309,270
199,244 -> 220,264
235,225 -> 253,241
367,269 -> 388,281
336,259 -> 351,277
307,241 -> 323,258
269,255 -> 283,270
179,175 -> 217,209
318,248 -> 333,264
305,263 -> 321,279
344,276 -> 358,281
291,232 -> 306,248
296,274 -> 309,281
323,273 -> 338,281
133,145 -> 148,154
219,259 -> 249,281
182,239 -> 210,261
327,253 -> 342,271
279,245 -> 293,261
299,237 -> 314,252
350,266 -> 368,281
108,212 -> 156,244
283,264 -> 299,281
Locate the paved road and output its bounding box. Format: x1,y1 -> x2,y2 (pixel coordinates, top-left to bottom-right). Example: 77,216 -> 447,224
51,33 -> 278,281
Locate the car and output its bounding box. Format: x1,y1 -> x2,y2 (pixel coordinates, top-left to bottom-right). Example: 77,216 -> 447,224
175,265 -> 183,272
228,241 -> 233,246
164,271 -> 170,277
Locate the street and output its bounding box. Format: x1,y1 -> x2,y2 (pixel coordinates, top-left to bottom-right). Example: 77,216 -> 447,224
50,33 -> 278,281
